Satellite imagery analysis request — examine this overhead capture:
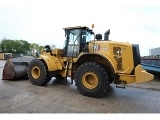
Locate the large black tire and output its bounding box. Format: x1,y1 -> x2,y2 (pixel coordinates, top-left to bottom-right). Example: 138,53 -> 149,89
28,59 -> 51,86
75,62 -> 109,98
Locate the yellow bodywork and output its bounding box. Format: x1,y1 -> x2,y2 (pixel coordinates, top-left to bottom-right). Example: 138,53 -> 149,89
119,65 -> 154,84
39,48 -> 73,77
134,65 -> 154,83
88,41 -> 135,74
87,40 -> 154,84
39,39 -> 153,84
39,48 -> 65,71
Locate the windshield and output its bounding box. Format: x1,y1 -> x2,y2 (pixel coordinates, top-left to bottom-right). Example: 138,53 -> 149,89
63,28 -> 94,57
64,29 -> 80,57
68,29 -> 80,45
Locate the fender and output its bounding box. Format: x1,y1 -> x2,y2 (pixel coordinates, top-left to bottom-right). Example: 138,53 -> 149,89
76,53 -> 116,73
39,55 -> 62,71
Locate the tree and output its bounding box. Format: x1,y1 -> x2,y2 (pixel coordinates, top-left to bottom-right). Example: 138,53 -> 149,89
0,38 -> 45,55
0,39 -> 15,53
0,38 -> 7,52
0,39 -> 30,54
39,45 -> 45,52
19,40 -> 30,54
30,43 -> 40,55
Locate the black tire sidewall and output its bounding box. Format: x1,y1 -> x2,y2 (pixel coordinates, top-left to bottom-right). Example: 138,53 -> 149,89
75,62 -> 109,96
28,59 -> 47,85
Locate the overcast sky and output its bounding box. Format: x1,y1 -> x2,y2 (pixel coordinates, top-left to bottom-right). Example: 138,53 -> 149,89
0,0 -> 160,56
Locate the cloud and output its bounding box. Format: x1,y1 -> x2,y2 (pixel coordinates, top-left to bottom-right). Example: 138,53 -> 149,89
0,0 -> 160,56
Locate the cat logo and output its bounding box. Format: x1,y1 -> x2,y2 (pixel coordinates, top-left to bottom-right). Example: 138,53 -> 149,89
92,45 -> 100,51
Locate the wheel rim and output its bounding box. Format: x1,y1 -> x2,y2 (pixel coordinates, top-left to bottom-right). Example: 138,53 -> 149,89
82,72 -> 98,89
32,66 -> 40,79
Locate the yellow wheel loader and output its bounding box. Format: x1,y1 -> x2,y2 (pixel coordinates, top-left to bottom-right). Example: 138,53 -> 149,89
2,25 -> 154,98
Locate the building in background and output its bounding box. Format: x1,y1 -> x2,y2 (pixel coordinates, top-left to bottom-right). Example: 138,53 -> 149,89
149,47 -> 160,56
0,53 -> 23,60
0,53 -> 5,60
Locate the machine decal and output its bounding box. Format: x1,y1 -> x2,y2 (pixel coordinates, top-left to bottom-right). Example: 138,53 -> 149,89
102,48 -> 109,50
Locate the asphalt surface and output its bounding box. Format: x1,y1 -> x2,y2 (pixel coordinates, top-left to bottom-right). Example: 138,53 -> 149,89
0,60 -> 160,113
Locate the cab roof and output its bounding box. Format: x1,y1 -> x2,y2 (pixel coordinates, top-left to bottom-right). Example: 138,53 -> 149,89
63,26 -> 89,30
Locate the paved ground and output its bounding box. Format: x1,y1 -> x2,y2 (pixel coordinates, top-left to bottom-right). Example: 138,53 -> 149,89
0,60 -> 160,113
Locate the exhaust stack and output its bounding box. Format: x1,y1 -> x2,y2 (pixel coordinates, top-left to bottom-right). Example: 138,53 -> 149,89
104,29 -> 110,40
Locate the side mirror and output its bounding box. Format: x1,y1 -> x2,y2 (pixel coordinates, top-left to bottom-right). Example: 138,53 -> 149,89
89,29 -> 95,35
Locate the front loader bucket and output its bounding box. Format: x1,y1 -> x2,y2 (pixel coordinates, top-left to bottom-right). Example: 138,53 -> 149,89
2,56 -> 36,80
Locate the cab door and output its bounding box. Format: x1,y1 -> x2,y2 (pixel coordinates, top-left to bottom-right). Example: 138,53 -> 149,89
66,29 -> 81,57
